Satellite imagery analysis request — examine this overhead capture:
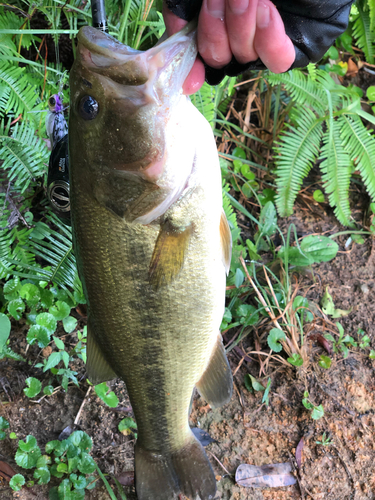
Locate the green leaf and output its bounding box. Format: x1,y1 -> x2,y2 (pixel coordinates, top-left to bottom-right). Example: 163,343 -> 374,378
36,313 -> 57,335
70,473 -> 87,490
68,431 -> 93,453
53,336 -> 65,350
311,404 -> 325,420
267,328 -> 286,353
56,462 -> 68,473
234,268 -> 244,288
18,435 -> 38,452
262,378 -> 272,405
27,325 -> 50,348
293,296 -> 314,322
34,466 -> 51,485
369,350 -> 375,359
246,239 -> 260,260
50,464 -> 64,478
248,375 -> 265,393
63,316 -> 78,334
95,383 -> 119,408
40,288 -> 54,309
3,278 -> 21,301
36,456 -> 51,468
9,432 -> 17,439
77,452 -> 96,474
15,436 -> 41,469
0,431 -> 6,440
43,351 -> 63,372
244,374 -> 253,392
24,377 -> 42,398
68,456 -> 80,473
318,355 -> 332,369
58,479 -> 72,499
62,350 -> 70,368
235,304 -> 259,326
0,313 -> 11,350
49,300 -> 71,321
19,283 -> 40,307
8,298 -> 25,320
300,235 -> 338,263
287,353 -> 304,366
44,385 -> 54,396
0,417 -> 10,430
9,474 -> 25,491
49,486 -> 60,499
302,398 -> 313,410
232,147 -> 246,159
321,287 -> 335,315
367,85 -> 375,101
118,417 -> 137,435
259,201 -> 277,236
313,189 -> 325,203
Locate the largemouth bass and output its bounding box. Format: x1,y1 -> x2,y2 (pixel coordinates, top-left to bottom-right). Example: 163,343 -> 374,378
69,22 -> 233,500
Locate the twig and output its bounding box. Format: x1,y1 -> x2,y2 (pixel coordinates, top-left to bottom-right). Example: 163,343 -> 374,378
74,386 -> 92,426
206,451 -> 233,476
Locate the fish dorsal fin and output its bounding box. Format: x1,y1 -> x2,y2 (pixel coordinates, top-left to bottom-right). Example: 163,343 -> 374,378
149,221 -> 192,288
196,334 -> 233,409
220,210 -> 232,275
86,320 -> 117,385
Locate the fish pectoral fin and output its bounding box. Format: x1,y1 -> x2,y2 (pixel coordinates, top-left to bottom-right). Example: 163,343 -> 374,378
86,322 -> 117,385
149,221 -> 192,288
196,334 -> 233,409
220,210 -> 232,275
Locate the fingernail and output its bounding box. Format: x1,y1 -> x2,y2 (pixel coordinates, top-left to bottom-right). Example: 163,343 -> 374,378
228,0 -> 249,15
257,0 -> 270,28
207,0 -> 225,19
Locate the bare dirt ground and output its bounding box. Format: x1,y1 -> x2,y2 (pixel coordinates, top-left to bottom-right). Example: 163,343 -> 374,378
1,195 -> 375,500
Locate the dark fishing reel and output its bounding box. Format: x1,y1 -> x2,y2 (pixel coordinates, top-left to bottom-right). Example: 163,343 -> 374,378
47,134 -> 71,224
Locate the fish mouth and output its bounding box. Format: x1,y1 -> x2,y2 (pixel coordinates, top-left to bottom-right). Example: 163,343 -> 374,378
77,22 -> 198,88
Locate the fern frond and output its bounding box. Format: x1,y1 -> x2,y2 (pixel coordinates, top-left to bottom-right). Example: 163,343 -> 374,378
352,0 -> 375,63
191,83 -> 216,124
267,70 -> 327,114
340,114 -> 375,200
0,62 -> 38,117
320,117 -> 353,226
274,107 -> 323,216
222,182 -> 241,243
0,120 -> 48,192
369,0 -> 375,31
11,213 -> 81,294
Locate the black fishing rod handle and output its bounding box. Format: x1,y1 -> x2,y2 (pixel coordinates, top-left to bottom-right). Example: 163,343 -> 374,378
165,0 -> 354,85
92,0 -> 108,32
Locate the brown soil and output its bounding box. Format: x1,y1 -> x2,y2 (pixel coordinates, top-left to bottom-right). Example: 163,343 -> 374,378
1,202 -> 375,500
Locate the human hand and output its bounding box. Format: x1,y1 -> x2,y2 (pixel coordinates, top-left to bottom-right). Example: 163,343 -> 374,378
163,0 -> 295,95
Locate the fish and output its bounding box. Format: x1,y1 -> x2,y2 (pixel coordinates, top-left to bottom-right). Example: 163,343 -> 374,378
69,22 -> 233,500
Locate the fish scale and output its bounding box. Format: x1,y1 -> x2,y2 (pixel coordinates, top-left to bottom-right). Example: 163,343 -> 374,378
69,22 -> 233,500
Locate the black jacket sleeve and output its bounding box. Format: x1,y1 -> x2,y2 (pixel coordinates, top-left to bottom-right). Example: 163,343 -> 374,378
165,0 -> 354,85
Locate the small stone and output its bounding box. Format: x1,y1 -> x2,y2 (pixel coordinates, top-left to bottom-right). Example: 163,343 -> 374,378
42,346 -> 52,357
360,284 -> 369,294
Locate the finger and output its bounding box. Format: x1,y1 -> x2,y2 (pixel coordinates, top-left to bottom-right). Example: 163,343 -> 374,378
162,2 -> 187,36
225,0 -> 258,64
198,0 -> 232,68
253,0 -> 295,73
182,59 -> 206,95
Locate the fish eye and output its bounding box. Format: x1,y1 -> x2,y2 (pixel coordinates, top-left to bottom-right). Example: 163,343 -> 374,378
49,96 -> 56,107
78,95 -> 99,120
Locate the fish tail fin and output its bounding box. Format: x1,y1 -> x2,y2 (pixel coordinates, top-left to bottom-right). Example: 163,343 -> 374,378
135,432 -> 216,500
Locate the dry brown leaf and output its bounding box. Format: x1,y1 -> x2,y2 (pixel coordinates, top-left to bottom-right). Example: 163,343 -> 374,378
295,437 -> 304,469
0,460 -> 17,482
235,462 -> 297,488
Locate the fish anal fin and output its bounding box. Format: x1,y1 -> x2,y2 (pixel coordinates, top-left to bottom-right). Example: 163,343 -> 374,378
196,335 -> 233,409
220,211 -> 232,275
149,221 -> 192,288
86,321 -> 117,385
